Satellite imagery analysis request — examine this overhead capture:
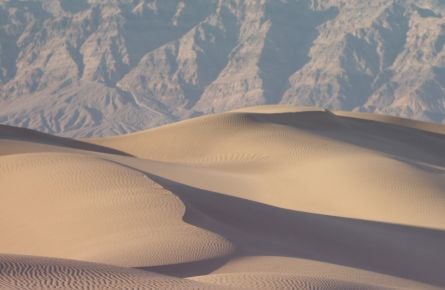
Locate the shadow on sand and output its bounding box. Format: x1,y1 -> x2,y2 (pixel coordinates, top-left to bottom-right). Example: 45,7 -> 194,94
127,111 -> 445,286
0,125 -> 132,156
140,174 -> 445,287
248,111 -> 445,171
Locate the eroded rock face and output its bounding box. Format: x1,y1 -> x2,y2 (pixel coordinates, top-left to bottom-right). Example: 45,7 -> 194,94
0,0 -> 444,137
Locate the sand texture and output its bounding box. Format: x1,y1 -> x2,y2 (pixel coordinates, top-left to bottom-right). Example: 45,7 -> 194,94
1,106 -> 445,289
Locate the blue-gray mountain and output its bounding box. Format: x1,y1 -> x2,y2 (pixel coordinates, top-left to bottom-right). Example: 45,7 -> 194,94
0,0 -> 444,137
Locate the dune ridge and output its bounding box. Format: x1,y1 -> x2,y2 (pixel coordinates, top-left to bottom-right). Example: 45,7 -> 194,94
1,106 -> 445,289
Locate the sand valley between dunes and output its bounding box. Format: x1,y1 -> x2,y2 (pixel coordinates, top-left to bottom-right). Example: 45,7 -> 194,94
1,106 -> 445,289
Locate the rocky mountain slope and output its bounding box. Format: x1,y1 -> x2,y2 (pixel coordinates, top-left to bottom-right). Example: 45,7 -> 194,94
0,0 -> 444,137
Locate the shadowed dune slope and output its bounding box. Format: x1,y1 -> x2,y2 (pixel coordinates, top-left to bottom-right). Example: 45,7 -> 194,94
1,106 -> 445,289
93,106 -> 445,229
0,125 -> 130,156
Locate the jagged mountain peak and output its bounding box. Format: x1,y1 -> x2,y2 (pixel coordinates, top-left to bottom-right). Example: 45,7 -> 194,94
0,0 -> 444,137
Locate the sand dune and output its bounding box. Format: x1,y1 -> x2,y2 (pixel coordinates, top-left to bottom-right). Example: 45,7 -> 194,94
1,106 -> 445,289
0,254 -> 219,289
0,153 -> 232,267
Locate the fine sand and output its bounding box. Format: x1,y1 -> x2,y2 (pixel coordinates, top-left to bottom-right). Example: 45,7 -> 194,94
1,106 -> 445,289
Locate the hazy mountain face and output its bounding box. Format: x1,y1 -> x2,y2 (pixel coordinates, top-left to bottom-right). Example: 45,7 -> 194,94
0,0 -> 444,137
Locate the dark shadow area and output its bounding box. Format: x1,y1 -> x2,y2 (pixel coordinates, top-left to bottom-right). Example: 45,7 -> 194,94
181,5 -> 240,109
413,5 -> 441,18
60,0 -> 89,14
434,66 -> 445,83
0,28 -> 18,84
247,111 -> 445,170
0,124 -> 131,156
138,255 -> 235,278
378,3 -> 410,69
66,41 -> 85,79
109,0 -> 215,87
102,112 -> 445,285
259,2 -> 338,103
391,156 -> 445,174
340,33 -> 379,109
0,1 -> 52,84
339,2 -> 409,109
434,25 -> 445,54
145,174 -> 445,287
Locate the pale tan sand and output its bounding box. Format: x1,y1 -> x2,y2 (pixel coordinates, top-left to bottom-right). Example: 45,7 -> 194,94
0,153 -> 233,267
0,254 -> 221,289
190,256 -> 442,290
1,106 -> 445,289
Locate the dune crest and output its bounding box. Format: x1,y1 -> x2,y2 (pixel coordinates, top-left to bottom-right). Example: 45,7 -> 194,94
1,106 -> 445,289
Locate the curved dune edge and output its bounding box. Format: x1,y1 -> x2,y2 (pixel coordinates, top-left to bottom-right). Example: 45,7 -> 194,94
91,106 -> 445,230
1,105 -> 445,289
0,254 -> 221,289
191,273 -> 438,290
0,254 -> 440,290
189,256 -> 443,290
0,153 -> 234,267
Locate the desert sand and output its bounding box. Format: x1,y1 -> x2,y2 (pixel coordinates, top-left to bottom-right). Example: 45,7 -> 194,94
1,106 -> 445,289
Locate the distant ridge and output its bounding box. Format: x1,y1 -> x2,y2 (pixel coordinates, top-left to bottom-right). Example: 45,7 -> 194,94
0,0 -> 444,137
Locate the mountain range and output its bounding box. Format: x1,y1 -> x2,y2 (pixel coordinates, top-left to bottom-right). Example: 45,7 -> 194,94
0,0 -> 444,137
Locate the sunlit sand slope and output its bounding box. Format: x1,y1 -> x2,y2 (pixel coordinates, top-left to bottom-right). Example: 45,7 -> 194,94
0,254 -> 220,289
0,153 -> 233,267
95,106 -> 445,229
1,106 -> 445,289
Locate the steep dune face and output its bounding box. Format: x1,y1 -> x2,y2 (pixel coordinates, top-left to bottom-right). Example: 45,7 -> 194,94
1,106 -> 445,289
94,107 -> 445,230
0,1 -> 444,137
0,153 -> 233,267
